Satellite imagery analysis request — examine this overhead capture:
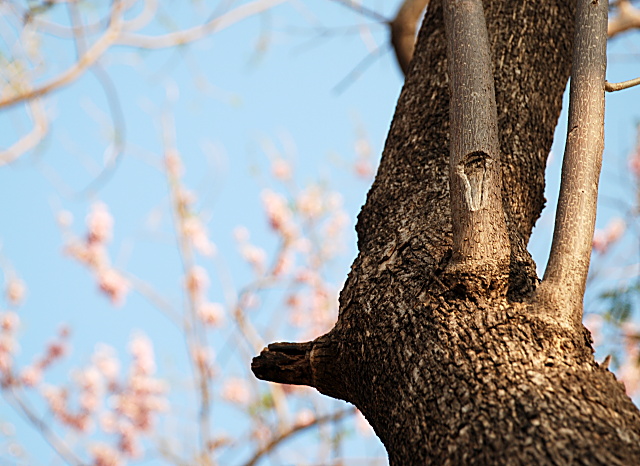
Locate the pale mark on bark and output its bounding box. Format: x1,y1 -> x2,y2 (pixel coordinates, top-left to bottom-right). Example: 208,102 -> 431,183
458,151 -> 488,211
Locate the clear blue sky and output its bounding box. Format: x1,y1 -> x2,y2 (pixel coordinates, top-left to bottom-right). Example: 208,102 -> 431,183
0,1 -> 639,464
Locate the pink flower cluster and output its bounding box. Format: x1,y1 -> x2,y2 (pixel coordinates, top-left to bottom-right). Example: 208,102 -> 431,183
592,217 -> 626,254
64,203 -> 129,305
0,311 -> 19,385
21,326 -> 70,388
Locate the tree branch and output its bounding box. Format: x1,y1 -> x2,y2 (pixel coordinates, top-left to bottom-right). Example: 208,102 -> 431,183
389,0 -> 429,75
538,0 -> 608,328
605,76 -> 640,91
443,0 -> 510,283
608,0 -> 640,37
251,336 -> 348,401
243,408 -> 355,466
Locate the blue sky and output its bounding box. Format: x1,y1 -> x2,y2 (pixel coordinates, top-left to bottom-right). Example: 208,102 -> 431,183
0,1 -> 639,464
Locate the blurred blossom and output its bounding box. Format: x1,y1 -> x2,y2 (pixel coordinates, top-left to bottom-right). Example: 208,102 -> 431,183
185,266 -> 209,296
182,217 -> 216,257
222,377 -> 250,405
98,269 -> 130,306
5,278 -> 26,306
295,408 -> 315,427
86,202 -> 113,244
239,244 -> 267,274
1,312 -> 18,332
296,186 -> 323,220
233,226 -> 250,243
592,217 -> 626,254
261,190 -> 297,240
93,345 -> 120,382
57,210 -> 73,227
355,409 -> 374,437
129,334 -> 156,376
177,189 -> 196,210
20,366 -> 41,387
583,314 -> 604,347
192,346 -> 216,378
90,443 -> 123,466
354,158 -> 374,179
165,150 -> 184,178
273,251 -> 294,277
271,158 -> 292,181
198,302 -> 224,327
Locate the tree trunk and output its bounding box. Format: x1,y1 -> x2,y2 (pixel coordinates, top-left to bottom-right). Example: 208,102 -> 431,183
252,0 -> 640,463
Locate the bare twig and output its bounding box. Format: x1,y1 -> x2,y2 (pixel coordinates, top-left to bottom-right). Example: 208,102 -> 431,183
243,408 -> 355,466
3,388 -> 84,466
0,98 -> 48,166
116,0 -> 286,48
605,76 -> 640,91
539,0 -> 608,328
0,0 -> 125,110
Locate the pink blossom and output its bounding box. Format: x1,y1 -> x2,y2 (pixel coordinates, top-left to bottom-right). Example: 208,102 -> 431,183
92,344 -> 120,382
221,377 -> 250,405
354,409 -> 374,436
592,217 -> 626,254
296,186 -> 323,220
583,314 -> 604,347
0,312 -> 19,332
271,158 -> 292,181
165,151 -> 184,178
198,302 -> 224,327
20,366 -> 41,387
182,217 -> 216,256
185,266 -> 209,296
233,226 -> 250,243
239,244 -> 267,274
86,202 -> 113,244
295,408 -> 315,427
261,190 -> 297,240
354,158 -> 374,178
5,278 -> 26,306
90,443 -> 122,466
57,210 -> 73,227
129,334 -> 156,376
98,269 -> 129,306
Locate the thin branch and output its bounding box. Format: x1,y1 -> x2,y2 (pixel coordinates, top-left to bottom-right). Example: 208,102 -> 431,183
608,0 -> 640,37
390,0 -> 429,75
327,0 -> 389,23
605,76 -> 640,91
115,0 -> 286,49
3,388 -> 84,466
242,408 -> 356,466
0,0 -> 125,110
539,0 -> 608,328
443,0 -> 510,281
0,98 -> 49,166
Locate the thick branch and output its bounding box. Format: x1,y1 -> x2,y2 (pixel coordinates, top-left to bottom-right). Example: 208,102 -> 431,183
251,336 -> 348,401
539,0 -> 608,327
390,0 -> 429,75
443,0 -> 510,280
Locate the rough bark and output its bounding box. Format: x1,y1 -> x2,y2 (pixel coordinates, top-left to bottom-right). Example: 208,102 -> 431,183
253,0 -> 640,463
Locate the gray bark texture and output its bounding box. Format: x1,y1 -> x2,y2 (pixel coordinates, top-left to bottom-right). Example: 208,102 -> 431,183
252,0 -> 640,463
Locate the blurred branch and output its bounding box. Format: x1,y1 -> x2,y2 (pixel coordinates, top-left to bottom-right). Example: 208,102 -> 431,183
4,388 -> 84,466
0,98 -> 48,166
243,407 -> 355,466
116,0 -> 286,48
0,0 -> 125,110
609,0 -> 640,37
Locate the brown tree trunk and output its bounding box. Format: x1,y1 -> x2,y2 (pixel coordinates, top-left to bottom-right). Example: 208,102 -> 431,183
252,0 -> 640,463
